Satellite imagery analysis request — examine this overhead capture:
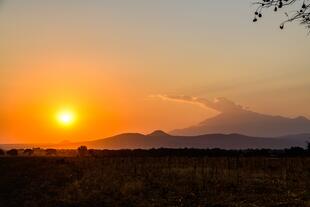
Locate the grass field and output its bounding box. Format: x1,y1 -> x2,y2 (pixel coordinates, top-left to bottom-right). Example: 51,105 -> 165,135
0,156 -> 309,207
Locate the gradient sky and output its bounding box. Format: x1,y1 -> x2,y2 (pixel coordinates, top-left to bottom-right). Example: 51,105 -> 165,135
1,0 -> 310,143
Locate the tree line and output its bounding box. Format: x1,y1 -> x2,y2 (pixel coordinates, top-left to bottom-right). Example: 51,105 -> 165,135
0,143 -> 310,157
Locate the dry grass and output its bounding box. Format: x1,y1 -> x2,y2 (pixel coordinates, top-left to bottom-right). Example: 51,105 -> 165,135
0,156 -> 309,207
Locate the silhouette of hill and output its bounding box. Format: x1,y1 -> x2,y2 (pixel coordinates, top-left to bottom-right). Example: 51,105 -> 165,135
1,131 -> 309,150
160,96 -> 310,137
172,110 -> 310,137
48,131 -> 310,150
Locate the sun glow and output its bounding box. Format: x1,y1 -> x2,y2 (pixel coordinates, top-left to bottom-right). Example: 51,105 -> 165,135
57,110 -> 75,126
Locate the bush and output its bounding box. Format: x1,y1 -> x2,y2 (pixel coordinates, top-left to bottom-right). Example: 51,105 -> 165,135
45,149 -> 57,156
23,149 -> 34,156
0,149 -> 5,156
77,146 -> 88,157
6,149 -> 18,156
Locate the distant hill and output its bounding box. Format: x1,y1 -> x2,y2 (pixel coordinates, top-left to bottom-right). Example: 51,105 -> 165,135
171,109 -> 310,137
33,130 -> 309,150
1,131 -> 309,150
155,95 -> 310,137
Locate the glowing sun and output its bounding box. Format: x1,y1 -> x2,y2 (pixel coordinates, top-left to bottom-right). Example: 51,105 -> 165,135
57,110 -> 75,126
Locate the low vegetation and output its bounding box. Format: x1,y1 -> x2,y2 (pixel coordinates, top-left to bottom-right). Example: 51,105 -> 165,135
0,147 -> 309,207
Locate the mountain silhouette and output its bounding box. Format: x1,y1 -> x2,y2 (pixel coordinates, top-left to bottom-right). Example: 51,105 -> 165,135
148,130 -> 170,137
46,130 -> 309,150
158,95 -> 310,137
171,110 -> 310,137
1,131 -> 309,150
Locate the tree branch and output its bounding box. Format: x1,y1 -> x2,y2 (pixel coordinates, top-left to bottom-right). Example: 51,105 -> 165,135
253,0 -> 310,30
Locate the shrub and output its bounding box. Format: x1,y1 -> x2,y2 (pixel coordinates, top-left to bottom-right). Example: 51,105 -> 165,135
23,149 -> 34,156
45,149 -> 57,156
77,146 -> 88,157
6,149 -> 18,156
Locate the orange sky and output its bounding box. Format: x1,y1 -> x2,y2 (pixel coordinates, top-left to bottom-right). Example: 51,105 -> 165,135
1,53 -> 215,143
1,1 -> 310,143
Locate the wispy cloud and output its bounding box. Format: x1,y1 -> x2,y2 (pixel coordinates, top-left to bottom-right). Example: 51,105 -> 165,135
152,94 -> 244,113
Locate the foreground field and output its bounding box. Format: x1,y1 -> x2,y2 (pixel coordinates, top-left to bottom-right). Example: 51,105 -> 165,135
0,156 -> 309,207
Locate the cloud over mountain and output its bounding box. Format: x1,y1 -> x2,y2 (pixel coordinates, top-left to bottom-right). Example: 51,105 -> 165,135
155,95 -> 244,113
155,95 -> 310,137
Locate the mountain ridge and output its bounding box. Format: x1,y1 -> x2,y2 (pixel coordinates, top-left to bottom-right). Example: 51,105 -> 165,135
2,131 -> 308,150
171,110 -> 310,137
48,131 -> 310,149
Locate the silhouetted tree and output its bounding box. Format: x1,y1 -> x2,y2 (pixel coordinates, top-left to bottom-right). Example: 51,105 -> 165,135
7,149 -> 18,156
77,146 -> 88,157
23,149 -> 34,156
0,149 -> 4,156
285,146 -> 305,156
45,148 -> 57,156
253,0 -> 310,30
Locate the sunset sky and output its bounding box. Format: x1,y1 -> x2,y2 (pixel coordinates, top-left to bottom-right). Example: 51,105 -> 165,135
1,0 -> 310,144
